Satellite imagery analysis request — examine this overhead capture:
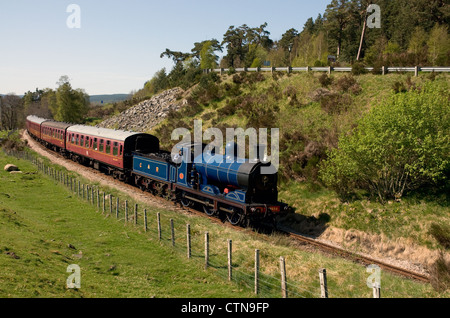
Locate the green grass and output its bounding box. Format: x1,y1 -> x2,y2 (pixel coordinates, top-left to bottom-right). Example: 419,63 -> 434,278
0,152 -> 254,298
278,180 -> 450,250
0,149 -> 448,298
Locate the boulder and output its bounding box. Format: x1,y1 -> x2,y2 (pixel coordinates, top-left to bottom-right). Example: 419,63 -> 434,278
4,164 -> 19,172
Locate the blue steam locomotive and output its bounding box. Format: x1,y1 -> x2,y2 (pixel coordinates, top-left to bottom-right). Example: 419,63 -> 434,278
132,140 -> 288,226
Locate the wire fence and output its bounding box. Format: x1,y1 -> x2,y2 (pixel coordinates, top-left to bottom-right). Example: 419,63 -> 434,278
3,148 -> 415,298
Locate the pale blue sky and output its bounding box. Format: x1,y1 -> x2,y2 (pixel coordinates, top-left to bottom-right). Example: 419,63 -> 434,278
0,0 -> 330,95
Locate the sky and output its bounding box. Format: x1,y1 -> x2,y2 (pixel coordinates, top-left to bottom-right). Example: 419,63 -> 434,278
0,0 -> 330,95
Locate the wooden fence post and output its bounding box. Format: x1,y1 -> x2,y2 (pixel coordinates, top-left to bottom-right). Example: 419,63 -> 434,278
102,192 -> 105,213
280,256 -> 288,298
187,224 -> 191,259
255,249 -> 260,295
125,200 -> 128,223
228,239 -> 232,281
157,212 -> 161,240
116,197 -> 119,219
205,232 -> 209,270
134,203 -> 138,225
144,209 -> 147,232
110,195 -> 113,214
171,219 -> 175,246
319,268 -> 328,298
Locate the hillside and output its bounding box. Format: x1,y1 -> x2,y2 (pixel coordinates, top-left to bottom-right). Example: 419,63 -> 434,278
2,139 -> 448,298
97,71 -> 449,286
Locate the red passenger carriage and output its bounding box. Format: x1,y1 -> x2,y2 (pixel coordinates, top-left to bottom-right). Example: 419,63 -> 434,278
26,115 -> 48,140
41,121 -> 72,153
65,125 -> 159,179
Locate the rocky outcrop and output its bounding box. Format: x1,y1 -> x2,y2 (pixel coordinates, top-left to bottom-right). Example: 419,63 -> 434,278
98,87 -> 185,132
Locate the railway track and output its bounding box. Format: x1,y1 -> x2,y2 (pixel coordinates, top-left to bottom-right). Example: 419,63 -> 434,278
180,202 -> 430,283
278,227 -> 430,283
22,130 -> 431,284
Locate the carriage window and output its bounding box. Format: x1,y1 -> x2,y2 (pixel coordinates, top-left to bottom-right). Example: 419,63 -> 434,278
93,138 -> 98,150
99,139 -> 104,152
76,134 -> 79,145
119,145 -> 123,156
85,136 -> 90,148
71,134 -> 75,144
106,140 -> 111,154
113,142 -> 118,156
80,135 -> 84,146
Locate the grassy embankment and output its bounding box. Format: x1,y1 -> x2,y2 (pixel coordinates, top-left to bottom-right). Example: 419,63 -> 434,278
0,146 -> 447,297
149,72 -> 449,253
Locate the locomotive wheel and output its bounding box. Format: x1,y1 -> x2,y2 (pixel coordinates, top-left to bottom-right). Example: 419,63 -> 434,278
180,193 -> 194,208
226,208 -> 245,226
203,200 -> 216,216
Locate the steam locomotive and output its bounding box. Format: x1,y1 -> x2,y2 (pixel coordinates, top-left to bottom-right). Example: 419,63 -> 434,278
26,115 -> 289,226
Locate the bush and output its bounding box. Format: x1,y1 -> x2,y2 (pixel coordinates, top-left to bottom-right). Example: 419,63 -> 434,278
319,80 -> 450,201
351,61 -> 367,75
429,223 -> 450,249
318,73 -> 333,87
334,75 -> 360,94
320,92 -> 351,114
430,252 -> 450,292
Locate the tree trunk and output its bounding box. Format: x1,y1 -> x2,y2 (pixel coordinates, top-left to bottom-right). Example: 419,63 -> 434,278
356,18 -> 367,61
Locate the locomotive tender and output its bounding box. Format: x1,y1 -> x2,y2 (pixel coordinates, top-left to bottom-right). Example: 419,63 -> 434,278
26,115 -> 289,226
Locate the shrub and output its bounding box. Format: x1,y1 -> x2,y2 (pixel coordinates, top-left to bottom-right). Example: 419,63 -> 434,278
392,80 -> 407,93
190,73 -> 222,104
430,252 -> 450,292
318,73 -> 333,87
320,92 -> 352,114
319,80 -> 450,201
351,61 -> 367,75
334,75 -> 359,93
429,223 -> 450,249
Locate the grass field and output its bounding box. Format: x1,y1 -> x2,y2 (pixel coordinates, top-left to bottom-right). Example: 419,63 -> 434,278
0,148 -> 448,298
0,151 -> 254,298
